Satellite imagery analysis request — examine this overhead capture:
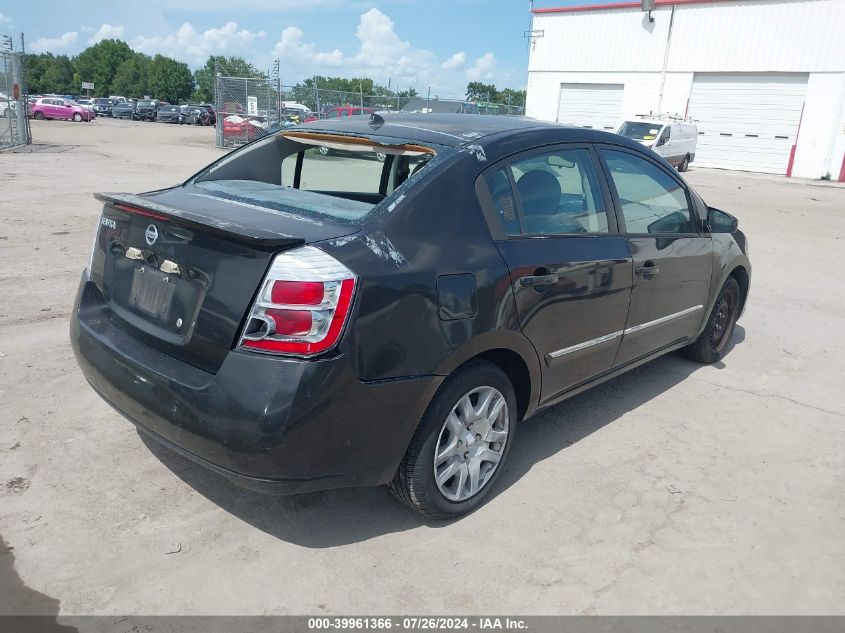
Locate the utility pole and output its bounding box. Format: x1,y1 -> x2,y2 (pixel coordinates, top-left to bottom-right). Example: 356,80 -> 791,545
427,86 -> 431,112
314,76 -> 321,115
272,59 -> 280,122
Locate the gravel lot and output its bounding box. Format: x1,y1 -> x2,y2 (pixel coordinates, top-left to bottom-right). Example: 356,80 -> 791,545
1,118 -> 844,616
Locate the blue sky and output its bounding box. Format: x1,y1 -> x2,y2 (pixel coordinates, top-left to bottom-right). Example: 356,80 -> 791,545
0,1 -> 589,97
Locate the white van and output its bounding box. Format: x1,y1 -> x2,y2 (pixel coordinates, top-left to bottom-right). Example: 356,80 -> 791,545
616,118 -> 698,172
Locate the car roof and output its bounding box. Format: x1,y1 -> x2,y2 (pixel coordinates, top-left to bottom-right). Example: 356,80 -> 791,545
295,112 -> 576,147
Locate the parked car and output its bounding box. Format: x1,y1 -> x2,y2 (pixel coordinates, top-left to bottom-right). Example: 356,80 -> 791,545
617,117 -> 698,172
112,102 -> 136,120
181,105 -> 213,126
222,114 -> 268,143
90,98 -> 113,117
1,98 -> 18,118
71,113 -> 750,519
304,105 -> 374,123
109,95 -> 128,104
157,105 -> 183,124
200,104 -> 216,122
76,99 -> 96,112
30,97 -> 94,122
135,99 -> 158,121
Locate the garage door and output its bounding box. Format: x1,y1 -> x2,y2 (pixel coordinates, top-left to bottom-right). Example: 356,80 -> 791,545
557,83 -> 623,131
687,74 -> 808,174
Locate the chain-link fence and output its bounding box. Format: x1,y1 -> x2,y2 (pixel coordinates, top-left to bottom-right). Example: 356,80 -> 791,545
0,47 -> 31,150
215,75 -> 285,148
214,72 -> 524,149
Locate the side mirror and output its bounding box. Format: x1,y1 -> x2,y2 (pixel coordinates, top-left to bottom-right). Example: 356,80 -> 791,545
707,207 -> 738,233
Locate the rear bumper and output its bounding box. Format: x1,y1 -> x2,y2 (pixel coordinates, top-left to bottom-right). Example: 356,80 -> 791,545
71,277 -> 442,494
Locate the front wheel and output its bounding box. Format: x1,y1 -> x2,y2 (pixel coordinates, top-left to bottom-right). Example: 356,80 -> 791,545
318,145 -> 330,156
33,111 -> 44,120
682,277 -> 740,364
678,155 -> 690,172
390,362 -> 517,519
72,113 -> 83,122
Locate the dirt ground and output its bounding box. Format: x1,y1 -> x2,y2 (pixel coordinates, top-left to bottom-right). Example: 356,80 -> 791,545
1,118 -> 843,616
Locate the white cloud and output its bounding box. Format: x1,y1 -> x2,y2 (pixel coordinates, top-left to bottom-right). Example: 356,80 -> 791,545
132,21 -> 266,65
274,26 -> 343,67
88,24 -> 125,45
466,52 -> 496,81
441,52 -> 466,70
31,31 -> 79,53
0,13 -> 12,26
272,9 -> 438,88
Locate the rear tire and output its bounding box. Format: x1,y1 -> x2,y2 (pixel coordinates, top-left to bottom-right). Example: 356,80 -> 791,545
678,154 -> 690,172
682,277 -> 740,364
390,361 -> 517,519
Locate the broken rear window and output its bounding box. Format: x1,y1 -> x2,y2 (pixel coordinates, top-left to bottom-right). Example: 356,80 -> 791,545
188,132 -> 439,224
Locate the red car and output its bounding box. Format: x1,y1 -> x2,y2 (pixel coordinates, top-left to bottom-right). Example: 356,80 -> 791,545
304,105 -> 374,123
222,115 -> 267,144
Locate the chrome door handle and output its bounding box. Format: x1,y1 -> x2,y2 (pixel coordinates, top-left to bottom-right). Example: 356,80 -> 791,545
520,273 -> 559,288
635,265 -> 660,277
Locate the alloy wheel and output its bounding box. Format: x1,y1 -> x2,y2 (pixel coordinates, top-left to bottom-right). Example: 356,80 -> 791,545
433,386 -> 509,502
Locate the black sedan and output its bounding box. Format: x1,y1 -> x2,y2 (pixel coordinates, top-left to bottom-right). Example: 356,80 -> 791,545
112,102 -> 136,120
181,105 -> 213,125
70,113 -> 750,518
156,105 -> 182,124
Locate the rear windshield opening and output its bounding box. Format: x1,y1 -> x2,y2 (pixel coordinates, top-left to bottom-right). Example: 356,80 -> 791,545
189,133 -> 438,223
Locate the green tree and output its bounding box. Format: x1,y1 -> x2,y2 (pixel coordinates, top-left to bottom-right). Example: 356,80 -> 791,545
111,54 -> 151,98
23,53 -> 75,94
466,81 -> 499,102
42,55 -> 75,94
73,39 -> 134,96
148,54 -> 194,103
192,55 -> 263,103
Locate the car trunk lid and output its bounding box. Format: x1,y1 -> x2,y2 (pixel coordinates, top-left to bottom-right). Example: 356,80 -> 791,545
90,186 -> 360,373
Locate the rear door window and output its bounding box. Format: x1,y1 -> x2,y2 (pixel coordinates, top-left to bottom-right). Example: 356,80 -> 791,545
483,169 -> 520,236
510,148 -> 608,235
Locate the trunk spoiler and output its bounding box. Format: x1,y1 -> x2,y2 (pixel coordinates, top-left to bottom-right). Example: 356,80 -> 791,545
95,192 -> 305,248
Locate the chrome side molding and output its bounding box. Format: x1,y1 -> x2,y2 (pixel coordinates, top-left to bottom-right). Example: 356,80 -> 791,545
623,305 -> 704,335
548,330 -> 624,359
547,305 -> 704,359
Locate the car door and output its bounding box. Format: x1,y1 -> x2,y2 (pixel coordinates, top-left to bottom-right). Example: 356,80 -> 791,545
42,99 -> 56,118
479,145 -> 633,402
597,146 -> 712,366
58,100 -> 73,120
653,126 -> 671,161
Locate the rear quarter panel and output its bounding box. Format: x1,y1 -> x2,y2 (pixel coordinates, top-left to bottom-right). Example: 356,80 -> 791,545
319,151 -> 541,394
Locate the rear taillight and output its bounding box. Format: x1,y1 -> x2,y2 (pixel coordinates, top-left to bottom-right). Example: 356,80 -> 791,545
238,246 -> 357,357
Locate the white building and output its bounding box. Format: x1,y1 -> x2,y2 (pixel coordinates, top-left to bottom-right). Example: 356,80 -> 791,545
525,0 -> 845,180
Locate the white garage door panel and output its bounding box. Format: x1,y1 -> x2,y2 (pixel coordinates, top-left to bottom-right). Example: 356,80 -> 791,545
557,83 -> 623,131
688,74 -> 808,174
